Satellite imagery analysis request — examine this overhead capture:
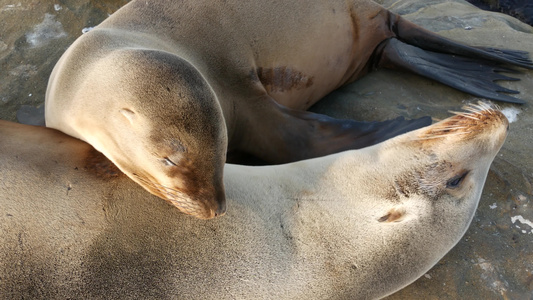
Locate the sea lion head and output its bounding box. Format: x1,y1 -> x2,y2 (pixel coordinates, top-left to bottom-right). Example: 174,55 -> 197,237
298,102 -> 510,297
374,102 -> 508,234
82,49 -> 228,219
413,102 -> 508,204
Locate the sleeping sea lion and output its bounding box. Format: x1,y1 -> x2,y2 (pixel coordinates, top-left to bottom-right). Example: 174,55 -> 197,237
45,0 -> 531,218
1,103 -> 508,298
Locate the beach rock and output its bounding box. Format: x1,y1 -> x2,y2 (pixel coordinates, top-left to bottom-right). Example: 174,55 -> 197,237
466,0 -> 533,25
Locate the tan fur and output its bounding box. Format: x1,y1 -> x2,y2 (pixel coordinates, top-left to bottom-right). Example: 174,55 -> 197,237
43,0 -> 411,219
45,0 -> 526,219
1,105 -> 507,299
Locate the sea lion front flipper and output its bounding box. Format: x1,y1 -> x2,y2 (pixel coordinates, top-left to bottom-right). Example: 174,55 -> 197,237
289,110 -> 433,159
376,38 -> 526,104
232,102 -> 431,164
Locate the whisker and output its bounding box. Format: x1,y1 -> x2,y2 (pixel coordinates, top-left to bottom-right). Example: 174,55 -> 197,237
130,174 -> 205,215
133,174 -> 187,196
416,100 -> 501,141
414,131 -> 471,140
449,111 -> 480,120
430,126 -> 468,132
461,114 -> 479,120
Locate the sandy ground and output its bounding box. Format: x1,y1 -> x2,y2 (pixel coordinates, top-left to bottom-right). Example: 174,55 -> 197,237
1,0 -> 532,298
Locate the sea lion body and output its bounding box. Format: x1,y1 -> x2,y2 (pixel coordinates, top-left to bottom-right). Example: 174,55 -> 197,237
1,104 -> 508,299
45,0 -> 531,218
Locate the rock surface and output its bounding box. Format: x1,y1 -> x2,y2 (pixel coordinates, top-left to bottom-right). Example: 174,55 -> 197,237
466,0 -> 533,25
0,0 -> 532,298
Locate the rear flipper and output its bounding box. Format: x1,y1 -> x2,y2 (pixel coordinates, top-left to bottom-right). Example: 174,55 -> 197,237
392,15 -> 533,69
376,13 -> 533,103
231,102 -> 431,164
377,38 -> 525,103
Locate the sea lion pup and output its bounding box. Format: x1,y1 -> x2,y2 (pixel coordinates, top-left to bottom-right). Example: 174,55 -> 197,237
45,0 -> 531,218
0,103 -> 508,299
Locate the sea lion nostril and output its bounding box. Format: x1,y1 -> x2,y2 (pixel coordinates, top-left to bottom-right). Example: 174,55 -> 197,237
215,201 -> 227,217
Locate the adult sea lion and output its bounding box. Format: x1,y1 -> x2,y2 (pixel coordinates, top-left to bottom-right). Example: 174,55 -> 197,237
45,0 -> 531,218
1,103 -> 508,299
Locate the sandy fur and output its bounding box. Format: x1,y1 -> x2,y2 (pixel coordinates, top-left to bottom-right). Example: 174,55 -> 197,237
0,105 -> 507,299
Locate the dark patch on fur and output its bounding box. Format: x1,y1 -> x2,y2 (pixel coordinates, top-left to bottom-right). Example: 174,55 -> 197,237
393,170 -> 423,198
385,185 -> 401,202
391,159 -> 453,201
254,66 -> 314,92
84,148 -> 122,179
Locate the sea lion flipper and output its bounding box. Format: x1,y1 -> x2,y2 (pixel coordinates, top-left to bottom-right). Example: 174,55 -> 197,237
376,38 -> 526,104
310,113 -> 433,151
390,15 -> 533,70
474,47 -> 533,69
236,103 -> 431,164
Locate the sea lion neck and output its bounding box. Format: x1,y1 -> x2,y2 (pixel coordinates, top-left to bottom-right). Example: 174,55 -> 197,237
223,153 -> 348,207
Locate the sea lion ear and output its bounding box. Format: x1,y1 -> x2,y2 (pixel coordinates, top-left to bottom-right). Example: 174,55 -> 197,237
119,108 -> 136,125
378,207 -> 406,223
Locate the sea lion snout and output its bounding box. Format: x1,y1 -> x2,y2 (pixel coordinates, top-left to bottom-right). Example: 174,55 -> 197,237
126,169 -> 226,219
206,186 -> 227,218
416,102 -> 509,148
213,195 -> 227,217
182,178 -> 226,219
165,185 -> 226,219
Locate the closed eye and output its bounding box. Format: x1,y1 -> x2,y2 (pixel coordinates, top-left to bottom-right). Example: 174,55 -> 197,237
446,171 -> 469,189
162,157 -> 177,167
